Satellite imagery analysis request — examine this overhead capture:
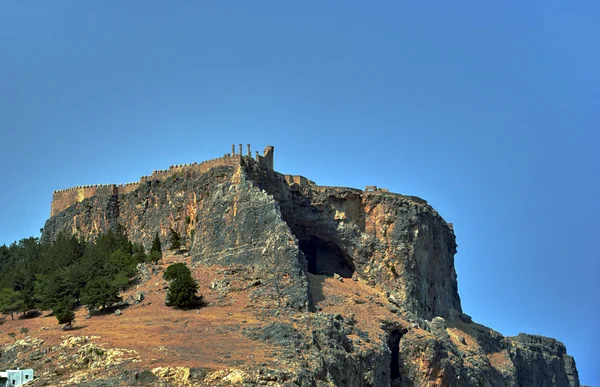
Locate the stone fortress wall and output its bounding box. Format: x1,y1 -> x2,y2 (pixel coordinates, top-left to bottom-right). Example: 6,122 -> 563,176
50,144 -> 275,216
50,144 -> 441,224
51,184 -> 118,217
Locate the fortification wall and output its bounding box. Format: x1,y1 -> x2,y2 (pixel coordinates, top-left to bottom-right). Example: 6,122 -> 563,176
51,184 -> 117,216
117,182 -> 140,195
51,153 -> 246,217
139,155 -> 242,183
281,174 -> 314,187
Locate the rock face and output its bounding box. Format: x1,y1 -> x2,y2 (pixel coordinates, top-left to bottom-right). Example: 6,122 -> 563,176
245,162 -> 461,320
41,154 -> 581,386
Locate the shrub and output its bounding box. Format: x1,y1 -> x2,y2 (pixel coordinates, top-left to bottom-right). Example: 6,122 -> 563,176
147,250 -> 162,263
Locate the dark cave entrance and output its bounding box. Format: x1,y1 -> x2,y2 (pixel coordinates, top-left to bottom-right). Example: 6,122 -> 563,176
298,236 -> 355,278
388,329 -> 405,387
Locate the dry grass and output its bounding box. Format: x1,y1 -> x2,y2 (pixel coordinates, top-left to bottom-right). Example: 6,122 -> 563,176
0,253 -> 280,373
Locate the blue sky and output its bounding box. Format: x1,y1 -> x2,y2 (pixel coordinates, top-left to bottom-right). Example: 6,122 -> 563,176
0,2 -> 598,384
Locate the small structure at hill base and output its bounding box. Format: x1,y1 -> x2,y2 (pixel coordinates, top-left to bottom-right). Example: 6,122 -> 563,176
0,369 -> 34,386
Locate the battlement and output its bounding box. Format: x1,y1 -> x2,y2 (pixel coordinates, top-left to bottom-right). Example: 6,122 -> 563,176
51,184 -> 118,216
50,145 -> 275,217
281,174 -> 315,187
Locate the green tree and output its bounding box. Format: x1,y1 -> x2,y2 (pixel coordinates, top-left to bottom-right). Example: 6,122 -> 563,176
111,271 -> 130,292
151,233 -> 162,254
132,243 -> 147,263
147,250 -> 162,263
53,300 -> 75,329
168,228 -> 181,250
106,248 -> 136,278
35,270 -> 72,311
39,232 -> 82,271
163,262 -> 191,281
11,267 -> 36,316
81,277 -> 122,311
166,275 -> 202,308
148,233 -> 162,263
164,263 -> 202,308
0,288 -> 24,320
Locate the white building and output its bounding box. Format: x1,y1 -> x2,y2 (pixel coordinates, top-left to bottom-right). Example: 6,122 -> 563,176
0,369 -> 34,386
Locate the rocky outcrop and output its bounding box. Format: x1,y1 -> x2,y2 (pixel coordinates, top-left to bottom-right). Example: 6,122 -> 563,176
508,334 -> 580,387
245,161 -> 461,320
40,157 -> 581,386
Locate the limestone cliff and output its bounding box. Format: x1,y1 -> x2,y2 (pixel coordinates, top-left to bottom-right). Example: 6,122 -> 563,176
40,154 -> 581,387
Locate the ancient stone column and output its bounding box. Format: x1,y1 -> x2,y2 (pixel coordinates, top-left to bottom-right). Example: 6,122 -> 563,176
247,144 -> 251,156
255,151 -> 259,161
232,144 -> 235,156
239,144 -> 243,156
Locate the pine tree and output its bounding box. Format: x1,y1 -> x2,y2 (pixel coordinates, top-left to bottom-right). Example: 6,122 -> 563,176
132,243 -> 147,263
0,288 -> 24,320
163,262 -> 191,281
151,233 -> 162,253
81,277 -> 122,311
166,274 -> 201,308
164,263 -> 202,308
53,300 -> 75,329
148,233 -> 162,263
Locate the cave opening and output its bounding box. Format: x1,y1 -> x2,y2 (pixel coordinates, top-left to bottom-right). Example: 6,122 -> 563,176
388,329 -> 404,387
298,236 -> 354,278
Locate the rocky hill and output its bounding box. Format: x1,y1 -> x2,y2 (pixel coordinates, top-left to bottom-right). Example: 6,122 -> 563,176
4,147 -> 580,386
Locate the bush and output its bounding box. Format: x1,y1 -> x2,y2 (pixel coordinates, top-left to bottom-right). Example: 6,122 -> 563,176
132,243 -> 147,263
147,250 -> 162,263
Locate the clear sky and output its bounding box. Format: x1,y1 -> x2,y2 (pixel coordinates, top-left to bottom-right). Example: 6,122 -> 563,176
0,2 -> 598,384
